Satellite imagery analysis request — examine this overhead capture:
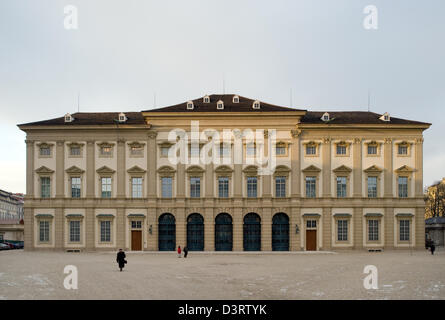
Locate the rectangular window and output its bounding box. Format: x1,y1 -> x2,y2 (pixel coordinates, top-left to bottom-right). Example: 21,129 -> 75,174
41,177 -> 51,198
161,177 -> 172,198
398,145 -> 408,155
100,221 -> 111,242
275,176 -> 286,198
131,221 -> 142,229
190,144 -> 200,157
190,177 -> 201,198
306,220 -> 316,228
336,145 -> 347,155
276,145 -> 286,155
69,220 -> 80,242
368,220 -> 379,241
337,220 -> 348,241
101,177 -> 112,198
219,144 -> 230,157
39,221 -> 50,242
247,177 -> 257,198
218,177 -> 229,198
398,176 -> 408,198
161,146 -> 170,157
100,146 -> 112,156
71,177 -> 81,198
131,146 -> 143,156
306,145 -> 316,155
40,147 -> 51,156
336,177 -> 347,198
367,176 -> 378,198
246,143 -> 256,156
131,177 -> 143,198
400,220 -> 410,241
367,145 -> 377,155
70,146 -> 81,156
305,176 -> 316,198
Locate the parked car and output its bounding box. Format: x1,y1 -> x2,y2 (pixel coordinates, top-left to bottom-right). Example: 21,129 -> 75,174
0,243 -> 10,250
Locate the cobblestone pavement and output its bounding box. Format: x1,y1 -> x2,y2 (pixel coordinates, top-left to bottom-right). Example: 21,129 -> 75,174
1,249 -> 444,300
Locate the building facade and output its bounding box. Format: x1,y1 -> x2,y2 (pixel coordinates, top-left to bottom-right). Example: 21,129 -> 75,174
0,189 -> 24,242
18,94 -> 430,251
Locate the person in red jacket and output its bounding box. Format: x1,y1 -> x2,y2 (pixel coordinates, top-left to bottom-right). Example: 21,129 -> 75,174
177,245 -> 182,258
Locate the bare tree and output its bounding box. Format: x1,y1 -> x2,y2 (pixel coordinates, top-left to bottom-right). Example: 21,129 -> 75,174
425,180 -> 445,219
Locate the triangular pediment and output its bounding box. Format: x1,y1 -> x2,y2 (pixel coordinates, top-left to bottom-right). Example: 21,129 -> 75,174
65,166 -> 85,174
364,165 -> 383,173
127,165 -> 146,174
333,165 -> 352,173
96,166 -> 116,174
186,165 -> 205,174
302,165 -> 321,173
157,166 -> 176,174
395,165 -> 414,173
35,166 -> 54,174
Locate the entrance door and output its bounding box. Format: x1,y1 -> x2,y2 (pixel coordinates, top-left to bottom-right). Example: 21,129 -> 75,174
272,213 -> 289,251
215,213 -> 233,251
243,213 -> 261,251
306,230 -> 317,251
158,213 -> 176,251
187,213 -> 204,251
131,230 -> 142,251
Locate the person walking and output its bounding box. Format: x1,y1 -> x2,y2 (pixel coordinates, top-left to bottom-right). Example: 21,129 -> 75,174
116,249 -> 127,272
183,246 -> 188,258
431,243 -> 436,255
177,245 -> 182,258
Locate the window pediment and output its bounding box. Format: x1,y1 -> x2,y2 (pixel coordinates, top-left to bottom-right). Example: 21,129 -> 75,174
395,165 -> 414,174
243,165 -> 258,176
333,165 -> 352,174
128,141 -> 145,148
186,165 -> 205,175
302,165 -> 321,173
215,165 -> 233,174
97,142 -> 115,148
157,165 -> 176,175
35,166 -> 55,174
96,166 -> 116,174
364,165 -> 383,173
65,166 -> 85,174
273,165 -> 291,176
127,166 -> 146,174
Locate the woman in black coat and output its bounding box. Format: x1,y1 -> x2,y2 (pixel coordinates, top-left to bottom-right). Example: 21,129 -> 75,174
116,249 -> 126,271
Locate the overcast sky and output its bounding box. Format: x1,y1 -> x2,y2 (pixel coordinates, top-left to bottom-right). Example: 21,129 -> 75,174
0,0 -> 444,194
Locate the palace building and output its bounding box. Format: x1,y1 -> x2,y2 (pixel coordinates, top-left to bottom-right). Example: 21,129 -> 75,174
18,94 -> 431,251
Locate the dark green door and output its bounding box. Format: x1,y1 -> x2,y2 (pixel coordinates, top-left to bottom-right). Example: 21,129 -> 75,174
215,213 -> 233,251
158,213 -> 176,251
272,213 -> 289,251
187,213 -> 204,251
243,213 -> 261,251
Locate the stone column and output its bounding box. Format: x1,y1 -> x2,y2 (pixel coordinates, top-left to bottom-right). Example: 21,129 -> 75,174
205,163 -> 214,198
116,208 -> 126,249
25,140 -> 35,197
233,130 -> 243,198
233,208 -> 243,251
117,139 -> 126,198
353,207 -> 363,249
204,208 -> 214,251
86,141 -> 96,198
384,207 -> 394,249
147,130 -> 158,199
24,140 -> 35,251
56,141 -> 65,198
352,138 -> 363,197
55,207 -> 64,249
85,208 -> 95,250
290,129 -> 301,197
414,138 -> 424,197
262,130 -> 271,198
383,138 -> 393,197
177,164 -> 185,198
322,207 -> 331,250
322,137 -> 332,197
261,208 -> 272,251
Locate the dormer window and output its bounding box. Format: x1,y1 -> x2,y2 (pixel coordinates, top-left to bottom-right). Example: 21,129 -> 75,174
380,112 -> 390,122
187,101 -> 194,110
321,112 -> 330,122
64,113 -> 74,123
252,100 -> 260,109
118,112 -> 127,123
233,95 -> 239,103
217,100 -> 224,110
203,96 -> 210,103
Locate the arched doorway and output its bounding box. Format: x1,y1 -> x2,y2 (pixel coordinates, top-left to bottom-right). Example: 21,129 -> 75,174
272,213 -> 289,251
187,213 -> 204,251
158,213 -> 176,251
215,213 -> 233,251
243,213 -> 261,251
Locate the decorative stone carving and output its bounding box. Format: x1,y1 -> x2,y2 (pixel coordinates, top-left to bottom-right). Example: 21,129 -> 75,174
65,166 -> 85,174
384,138 -> 392,144
35,166 -> 55,174
323,137 -> 331,144
290,129 -> 302,138
147,130 -> 158,139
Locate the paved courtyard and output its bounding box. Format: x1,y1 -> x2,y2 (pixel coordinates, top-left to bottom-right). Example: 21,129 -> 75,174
1,249 -> 445,300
